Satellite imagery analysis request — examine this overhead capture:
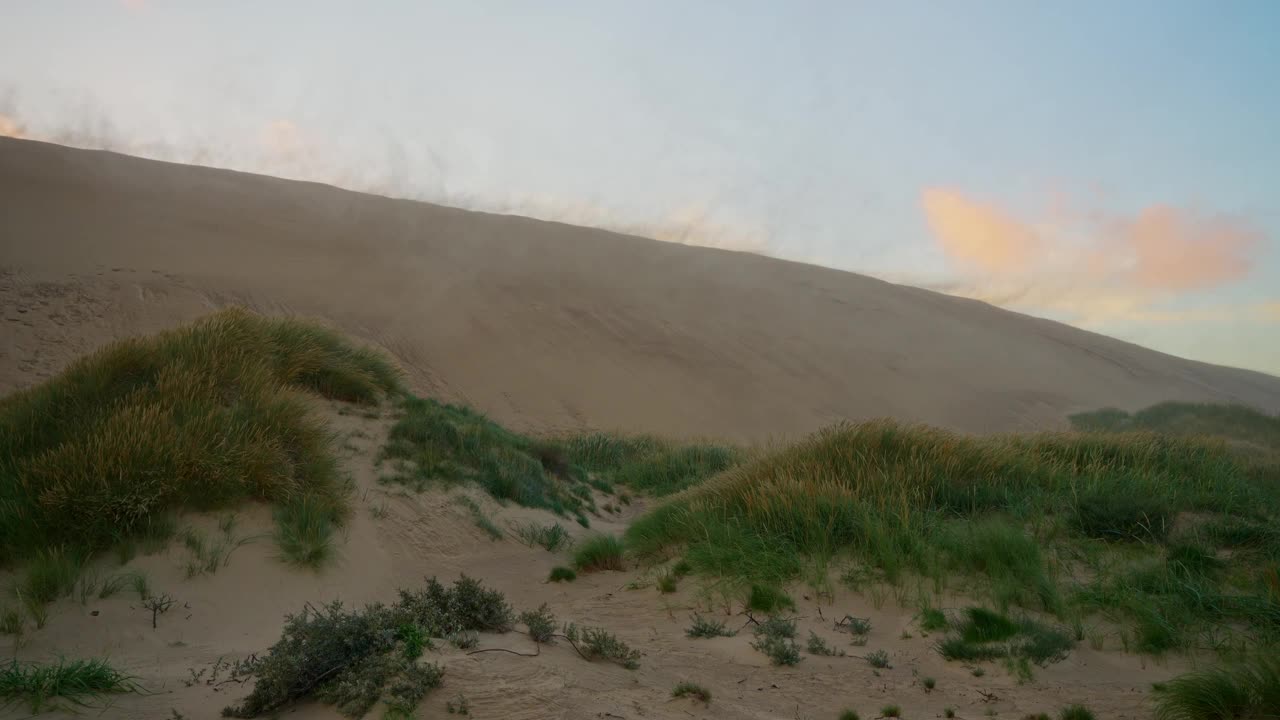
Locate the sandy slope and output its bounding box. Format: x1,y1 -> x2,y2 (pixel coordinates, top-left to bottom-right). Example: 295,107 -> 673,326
1,406 -> 1178,720
3,137 -> 1278,442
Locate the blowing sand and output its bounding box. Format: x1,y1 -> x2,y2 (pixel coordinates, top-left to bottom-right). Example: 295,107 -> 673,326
3,136 -> 1278,443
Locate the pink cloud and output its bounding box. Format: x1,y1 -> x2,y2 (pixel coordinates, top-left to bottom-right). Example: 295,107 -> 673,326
921,189 -> 1040,274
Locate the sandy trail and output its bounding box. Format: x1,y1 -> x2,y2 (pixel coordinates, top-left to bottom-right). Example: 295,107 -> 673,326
3,137 -> 1279,446
2,407 -> 1181,720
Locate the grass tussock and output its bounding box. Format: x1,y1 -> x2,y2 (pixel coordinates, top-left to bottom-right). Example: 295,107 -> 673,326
1152,654 -> 1280,720
0,658 -> 137,714
573,535 -> 626,572
672,681 -> 712,703
937,607 -> 1074,668
627,414 -> 1280,651
0,308 -> 400,576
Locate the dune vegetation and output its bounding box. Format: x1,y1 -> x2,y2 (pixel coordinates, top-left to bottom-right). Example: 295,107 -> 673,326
0,308 -> 401,603
626,413 -> 1280,657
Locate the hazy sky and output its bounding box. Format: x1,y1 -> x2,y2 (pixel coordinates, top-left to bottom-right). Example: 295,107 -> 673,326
3,1 -> 1278,375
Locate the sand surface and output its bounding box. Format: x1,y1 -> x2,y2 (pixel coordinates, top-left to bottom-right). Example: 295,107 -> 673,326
3,137 -> 1279,443
2,405 -> 1182,720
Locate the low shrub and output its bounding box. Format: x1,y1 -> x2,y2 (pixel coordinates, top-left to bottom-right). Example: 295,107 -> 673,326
573,535 -> 625,572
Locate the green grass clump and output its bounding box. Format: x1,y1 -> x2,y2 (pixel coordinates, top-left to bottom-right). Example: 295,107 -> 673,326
556,432 -> 740,496
226,575 -> 508,718
938,607 -> 1073,668
548,566 -> 577,582
686,614 -> 736,638
380,396 -> 594,515
807,632 -> 845,657
747,584 -> 795,613
0,308 -> 399,578
880,704 -> 902,718
274,494 -> 342,568
919,606 -> 948,632
513,522 -> 572,552
1058,706 -> 1096,720
1152,654 -> 1280,720
0,658 -> 137,714
839,711 -> 861,720
672,681 -> 712,703
573,535 -> 625,572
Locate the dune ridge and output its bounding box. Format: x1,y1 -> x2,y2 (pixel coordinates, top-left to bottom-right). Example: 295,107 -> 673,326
2,136 -> 1279,442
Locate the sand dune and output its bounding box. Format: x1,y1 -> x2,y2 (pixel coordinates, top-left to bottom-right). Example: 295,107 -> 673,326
2,136 -> 1278,441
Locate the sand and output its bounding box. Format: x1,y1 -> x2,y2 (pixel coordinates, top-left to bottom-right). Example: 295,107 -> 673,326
3,136 -> 1278,444
0,137 -> 1270,718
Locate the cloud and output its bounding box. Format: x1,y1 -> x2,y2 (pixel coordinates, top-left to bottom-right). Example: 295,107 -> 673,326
919,188 -> 1265,325
921,189 -> 1039,274
0,113 -> 29,139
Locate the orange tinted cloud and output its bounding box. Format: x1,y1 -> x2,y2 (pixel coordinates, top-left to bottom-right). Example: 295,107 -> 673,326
0,113 -> 28,139
1125,206 -> 1258,291
919,188 -> 1265,324
921,189 -> 1039,274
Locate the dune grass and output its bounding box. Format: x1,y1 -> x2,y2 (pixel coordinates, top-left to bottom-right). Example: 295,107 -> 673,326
555,432 -> 741,496
1152,654 -> 1280,720
0,658 -> 137,713
380,396 -> 598,515
0,308 -> 400,588
573,535 -> 626,572
626,416 -> 1280,654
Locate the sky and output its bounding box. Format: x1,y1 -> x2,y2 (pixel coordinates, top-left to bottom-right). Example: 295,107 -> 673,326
2,1 -> 1278,375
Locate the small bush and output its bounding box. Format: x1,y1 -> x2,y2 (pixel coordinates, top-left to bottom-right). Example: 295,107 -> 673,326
562,623 -> 640,669
520,605 -> 557,643
751,616 -> 801,666
672,681 -> 712,703
922,676 -> 936,691
573,535 -> 625,572
865,649 -> 891,668
225,575 -> 507,717
1059,706 -> 1096,720
687,614 -> 736,639
748,584 -> 795,613
839,711 -> 861,720
807,632 -> 846,657
1152,654 -> 1280,720
548,566 -> 577,582
752,634 -> 802,666
881,705 -> 902,718
836,615 -> 872,636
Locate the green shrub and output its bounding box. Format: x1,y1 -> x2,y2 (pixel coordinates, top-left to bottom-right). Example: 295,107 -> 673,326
839,711 -> 861,720
919,606 -> 948,632
687,614 -> 736,639
807,632 -> 845,657
548,566 -> 577,582
751,616 -> 801,666
880,705 -> 902,718
573,535 -> 625,572
0,308 -> 397,573
865,649 -> 891,668
520,605 -> 557,643
672,681 -> 712,702
225,575 -> 507,717
0,658 -> 137,714
938,607 -> 1073,667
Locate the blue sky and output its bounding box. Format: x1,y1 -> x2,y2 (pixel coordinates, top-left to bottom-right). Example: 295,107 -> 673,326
3,1 -> 1277,374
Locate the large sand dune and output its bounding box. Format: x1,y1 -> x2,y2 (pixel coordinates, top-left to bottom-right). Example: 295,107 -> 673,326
3,136 -> 1278,440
